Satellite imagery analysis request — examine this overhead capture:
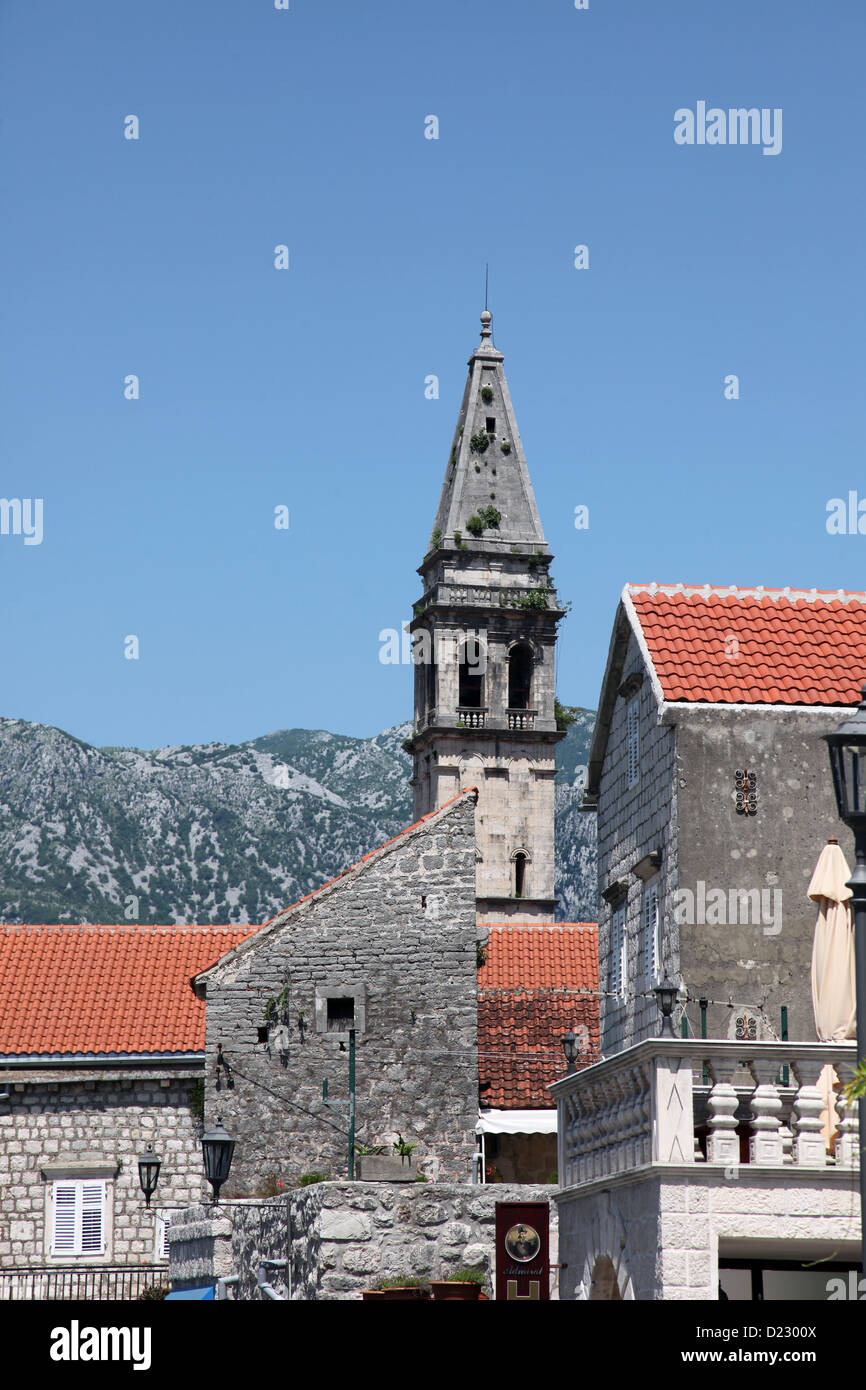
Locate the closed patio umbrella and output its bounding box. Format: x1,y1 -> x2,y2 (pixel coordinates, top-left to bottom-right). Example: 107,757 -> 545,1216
808,839 -> 856,1148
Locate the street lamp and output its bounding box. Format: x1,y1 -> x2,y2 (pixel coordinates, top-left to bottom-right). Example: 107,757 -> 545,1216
824,683 -> 866,1279
137,1144 -> 161,1208
561,1027 -> 580,1075
201,1117 -> 236,1204
653,979 -> 679,1037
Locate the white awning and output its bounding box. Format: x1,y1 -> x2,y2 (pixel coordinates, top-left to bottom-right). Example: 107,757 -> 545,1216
476,1109 -> 557,1136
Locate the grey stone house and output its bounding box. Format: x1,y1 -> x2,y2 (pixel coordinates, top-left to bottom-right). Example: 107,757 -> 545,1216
582,581 -> 865,1051
193,790 -> 481,1193
0,925 -> 251,1298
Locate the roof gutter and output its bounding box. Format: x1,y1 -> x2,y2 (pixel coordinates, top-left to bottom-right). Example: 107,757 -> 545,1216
0,1052 -> 204,1070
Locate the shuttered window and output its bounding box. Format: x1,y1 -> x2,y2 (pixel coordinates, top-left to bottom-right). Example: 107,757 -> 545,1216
52,1181 -> 105,1256
609,903 -> 627,999
626,697 -> 640,787
156,1211 -> 171,1261
643,881 -> 660,983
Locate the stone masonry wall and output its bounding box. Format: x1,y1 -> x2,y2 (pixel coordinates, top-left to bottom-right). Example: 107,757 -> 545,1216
556,1171 -> 860,1300
597,630 -> 679,1053
169,1182 -> 560,1300
0,1069 -> 204,1270
201,794 -> 480,1194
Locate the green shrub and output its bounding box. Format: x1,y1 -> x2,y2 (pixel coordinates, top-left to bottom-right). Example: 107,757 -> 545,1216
500,441 -> 511,454
555,700 -> 578,732
136,1284 -> 170,1301
470,431 -> 489,454
298,1171 -> 328,1187
481,386 -> 494,403
380,1276 -> 430,1289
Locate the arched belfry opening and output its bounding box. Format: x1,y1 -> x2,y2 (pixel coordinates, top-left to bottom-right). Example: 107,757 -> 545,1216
508,643 -> 533,710
459,641 -> 484,709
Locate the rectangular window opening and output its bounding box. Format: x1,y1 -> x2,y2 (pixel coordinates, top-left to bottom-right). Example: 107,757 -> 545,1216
326,997 -> 355,1032
485,417 -> 496,434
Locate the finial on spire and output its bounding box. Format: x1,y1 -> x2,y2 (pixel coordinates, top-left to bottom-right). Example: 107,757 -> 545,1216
480,309 -> 493,339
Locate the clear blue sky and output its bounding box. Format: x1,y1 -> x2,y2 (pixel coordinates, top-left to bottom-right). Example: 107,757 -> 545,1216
1,0 -> 863,749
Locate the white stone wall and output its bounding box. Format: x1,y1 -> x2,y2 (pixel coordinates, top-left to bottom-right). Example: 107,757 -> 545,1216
556,1170 -> 860,1300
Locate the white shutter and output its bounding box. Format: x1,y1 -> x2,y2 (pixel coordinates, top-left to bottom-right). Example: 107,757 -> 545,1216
80,1183 -> 104,1254
626,698 -> 640,787
609,904 -> 626,998
644,883 -> 659,981
52,1180 -> 105,1256
53,1185 -> 77,1254
156,1211 -> 171,1260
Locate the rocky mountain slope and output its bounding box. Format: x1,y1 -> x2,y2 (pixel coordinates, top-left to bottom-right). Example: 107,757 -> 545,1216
0,712 -> 596,925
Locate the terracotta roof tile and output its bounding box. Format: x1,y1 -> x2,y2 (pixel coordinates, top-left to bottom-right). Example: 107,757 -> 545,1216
478,925 -> 599,1109
628,584 -> 866,705
0,926 -> 256,1057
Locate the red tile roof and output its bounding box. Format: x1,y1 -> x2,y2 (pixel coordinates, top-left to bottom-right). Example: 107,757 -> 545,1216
628,583 -> 866,705
0,926 -> 256,1057
478,924 -> 599,1109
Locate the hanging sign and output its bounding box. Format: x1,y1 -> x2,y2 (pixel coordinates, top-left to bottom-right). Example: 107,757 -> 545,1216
495,1201 -> 550,1301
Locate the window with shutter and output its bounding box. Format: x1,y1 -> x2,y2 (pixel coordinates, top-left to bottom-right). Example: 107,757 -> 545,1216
609,903 -> 627,999
643,881 -> 660,983
626,697 -> 640,787
155,1211 -> 171,1261
52,1180 -> 105,1256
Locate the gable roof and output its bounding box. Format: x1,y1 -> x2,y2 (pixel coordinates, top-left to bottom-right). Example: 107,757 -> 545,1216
192,787 -> 478,992
478,924 -> 598,1109
0,925 -> 256,1059
584,583 -> 866,805
629,583 -> 866,705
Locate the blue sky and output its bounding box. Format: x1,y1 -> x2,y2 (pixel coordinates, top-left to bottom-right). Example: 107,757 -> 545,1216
1,0 -> 863,748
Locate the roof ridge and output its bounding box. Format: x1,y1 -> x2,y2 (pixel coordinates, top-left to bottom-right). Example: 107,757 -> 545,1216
627,582 -> 866,604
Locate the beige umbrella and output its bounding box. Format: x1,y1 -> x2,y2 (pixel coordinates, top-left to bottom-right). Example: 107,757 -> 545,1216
808,839 -> 856,1148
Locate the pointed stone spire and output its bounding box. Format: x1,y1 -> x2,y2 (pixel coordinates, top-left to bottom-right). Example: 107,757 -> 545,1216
427,311 -> 548,554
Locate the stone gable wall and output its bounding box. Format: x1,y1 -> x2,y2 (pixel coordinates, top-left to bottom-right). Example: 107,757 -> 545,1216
202,795 -> 480,1193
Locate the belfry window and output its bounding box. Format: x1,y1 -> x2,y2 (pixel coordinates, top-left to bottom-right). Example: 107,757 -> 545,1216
459,645 -> 484,708
508,644 -> 533,709
513,852 -> 528,899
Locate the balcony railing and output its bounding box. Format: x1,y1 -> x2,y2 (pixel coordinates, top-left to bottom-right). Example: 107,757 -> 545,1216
0,1265 -> 163,1301
456,707 -> 487,728
551,1038 -> 859,1190
507,708 -> 536,730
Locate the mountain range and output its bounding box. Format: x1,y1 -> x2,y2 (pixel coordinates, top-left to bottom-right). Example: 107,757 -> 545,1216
0,710 -> 597,926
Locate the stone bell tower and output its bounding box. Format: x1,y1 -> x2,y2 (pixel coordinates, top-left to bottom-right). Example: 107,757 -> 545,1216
408,310 -> 566,925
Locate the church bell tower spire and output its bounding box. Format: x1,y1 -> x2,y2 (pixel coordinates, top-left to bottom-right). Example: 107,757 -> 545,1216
408,311 -> 566,924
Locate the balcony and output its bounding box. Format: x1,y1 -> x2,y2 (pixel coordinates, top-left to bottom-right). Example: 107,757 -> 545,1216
456,707 -> 487,729
552,1038 -> 859,1190
0,1264 -> 163,1301
507,708 -> 536,731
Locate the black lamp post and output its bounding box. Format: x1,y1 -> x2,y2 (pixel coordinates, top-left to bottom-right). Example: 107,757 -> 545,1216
201,1117 -> 236,1204
653,979 -> 679,1037
561,1027 -> 580,1076
824,683 -> 866,1279
137,1144 -> 161,1208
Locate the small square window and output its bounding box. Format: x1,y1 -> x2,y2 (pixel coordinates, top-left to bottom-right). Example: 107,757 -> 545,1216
326,997 -> 355,1032
485,417 -> 496,434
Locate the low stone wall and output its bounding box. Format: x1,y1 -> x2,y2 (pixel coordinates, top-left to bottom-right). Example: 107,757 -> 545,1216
168,1183 -> 560,1300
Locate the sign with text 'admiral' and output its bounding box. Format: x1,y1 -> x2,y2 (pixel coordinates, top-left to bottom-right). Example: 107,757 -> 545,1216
495,1201 -> 549,1301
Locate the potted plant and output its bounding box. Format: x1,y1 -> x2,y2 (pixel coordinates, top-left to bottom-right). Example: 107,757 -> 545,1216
361,1287 -> 386,1301
380,1276 -> 431,1301
430,1267 -> 487,1301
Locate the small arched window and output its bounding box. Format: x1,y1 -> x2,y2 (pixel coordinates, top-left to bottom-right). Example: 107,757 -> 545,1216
508,644 -> 533,710
513,851 -> 528,899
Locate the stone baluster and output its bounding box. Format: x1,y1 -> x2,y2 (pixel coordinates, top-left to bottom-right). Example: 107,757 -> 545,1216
706,1057 -> 740,1166
633,1064 -> 653,1168
790,1058 -> 828,1166
747,1058 -> 784,1165
833,1061 -> 860,1169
